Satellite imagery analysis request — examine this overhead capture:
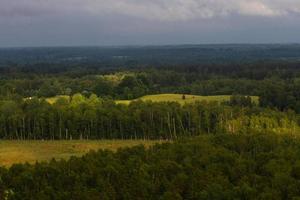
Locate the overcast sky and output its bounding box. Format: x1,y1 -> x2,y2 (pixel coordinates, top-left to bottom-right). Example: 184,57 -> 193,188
1,0 -> 300,47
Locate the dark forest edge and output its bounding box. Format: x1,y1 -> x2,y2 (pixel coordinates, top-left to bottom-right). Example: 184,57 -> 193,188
2,133 -> 300,199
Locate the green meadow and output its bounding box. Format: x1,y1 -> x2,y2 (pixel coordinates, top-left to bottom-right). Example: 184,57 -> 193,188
0,140 -> 160,167
116,94 -> 259,105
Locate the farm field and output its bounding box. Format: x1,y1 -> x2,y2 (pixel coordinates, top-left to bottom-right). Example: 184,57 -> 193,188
116,94 -> 259,105
0,140 -> 160,167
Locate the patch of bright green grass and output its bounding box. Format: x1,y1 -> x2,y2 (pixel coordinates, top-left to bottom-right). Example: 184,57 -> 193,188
116,94 -> 259,105
44,94 -> 259,105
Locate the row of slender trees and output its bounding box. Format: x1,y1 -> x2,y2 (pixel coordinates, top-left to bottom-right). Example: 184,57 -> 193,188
0,94 -> 298,140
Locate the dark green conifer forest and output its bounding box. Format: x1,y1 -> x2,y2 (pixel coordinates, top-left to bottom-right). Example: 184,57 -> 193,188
2,134 -> 300,199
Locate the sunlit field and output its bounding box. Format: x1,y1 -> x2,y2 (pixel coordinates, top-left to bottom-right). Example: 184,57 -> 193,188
29,94 -> 259,105
0,140 -> 161,167
116,94 -> 259,105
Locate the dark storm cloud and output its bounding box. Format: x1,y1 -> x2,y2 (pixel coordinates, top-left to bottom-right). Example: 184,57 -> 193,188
0,0 -> 300,46
2,0 -> 300,20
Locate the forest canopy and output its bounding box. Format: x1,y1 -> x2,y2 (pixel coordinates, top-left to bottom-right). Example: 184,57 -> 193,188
2,134 -> 300,199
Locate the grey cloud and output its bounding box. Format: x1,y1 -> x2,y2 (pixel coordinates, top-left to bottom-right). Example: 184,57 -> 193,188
0,0 -> 300,47
1,0 -> 300,21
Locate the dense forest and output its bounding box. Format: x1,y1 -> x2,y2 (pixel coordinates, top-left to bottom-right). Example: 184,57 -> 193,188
0,94 -> 299,140
3,134 -> 300,199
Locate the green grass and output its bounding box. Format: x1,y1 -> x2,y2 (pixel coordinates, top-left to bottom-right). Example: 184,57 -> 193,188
116,94 -> 259,105
0,140 -> 160,167
43,94 -> 259,105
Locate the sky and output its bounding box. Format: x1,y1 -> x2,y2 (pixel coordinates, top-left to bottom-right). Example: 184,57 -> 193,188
1,0 -> 300,47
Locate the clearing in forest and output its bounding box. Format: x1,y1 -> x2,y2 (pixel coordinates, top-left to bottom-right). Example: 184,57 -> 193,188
42,94 -> 259,105
116,94 -> 259,105
0,140 -> 160,167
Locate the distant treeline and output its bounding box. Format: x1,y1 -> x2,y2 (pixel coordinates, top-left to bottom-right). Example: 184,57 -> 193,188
1,45 -> 300,68
3,134 -> 300,199
0,94 -> 298,140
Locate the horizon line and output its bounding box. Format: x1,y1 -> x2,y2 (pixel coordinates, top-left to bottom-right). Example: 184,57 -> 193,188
1,42 -> 300,49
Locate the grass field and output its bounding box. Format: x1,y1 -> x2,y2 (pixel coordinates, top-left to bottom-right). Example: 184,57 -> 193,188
41,94 -> 259,105
116,94 -> 259,105
0,140 -> 160,167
